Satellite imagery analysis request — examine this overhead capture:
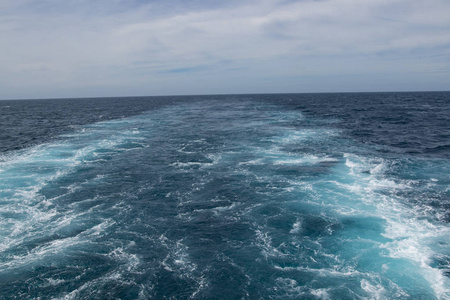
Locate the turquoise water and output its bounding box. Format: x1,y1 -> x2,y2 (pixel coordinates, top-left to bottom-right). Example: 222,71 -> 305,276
0,94 -> 449,299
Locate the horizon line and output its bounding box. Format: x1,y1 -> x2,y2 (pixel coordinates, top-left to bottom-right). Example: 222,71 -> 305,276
1,89 -> 450,101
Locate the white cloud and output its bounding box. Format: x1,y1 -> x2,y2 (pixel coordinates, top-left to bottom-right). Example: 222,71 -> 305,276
0,0 -> 449,99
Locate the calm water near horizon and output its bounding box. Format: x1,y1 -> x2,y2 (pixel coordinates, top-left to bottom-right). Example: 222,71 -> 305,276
0,92 -> 449,299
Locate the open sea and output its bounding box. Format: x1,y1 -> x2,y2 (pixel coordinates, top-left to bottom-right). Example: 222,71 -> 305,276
0,92 -> 449,299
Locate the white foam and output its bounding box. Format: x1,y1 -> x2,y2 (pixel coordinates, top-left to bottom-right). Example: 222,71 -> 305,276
273,155 -> 337,166
310,288 -> 331,299
290,218 -> 302,234
56,268 -> 136,300
360,279 -> 387,300
338,153 -> 450,299
274,278 -> 306,298
172,154 -> 221,169
46,278 -> 66,286
108,247 -> 140,272
160,238 -> 200,284
212,202 -> 239,213
238,159 -> 264,166
254,228 -> 288,259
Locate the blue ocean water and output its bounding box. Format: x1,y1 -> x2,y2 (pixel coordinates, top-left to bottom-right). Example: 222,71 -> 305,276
0,92 -> 449,299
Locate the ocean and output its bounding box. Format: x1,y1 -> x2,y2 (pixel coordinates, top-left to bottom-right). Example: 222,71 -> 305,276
0,92 -> 449,299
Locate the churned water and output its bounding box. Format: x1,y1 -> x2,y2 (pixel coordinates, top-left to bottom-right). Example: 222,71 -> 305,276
0,93 -> 449,299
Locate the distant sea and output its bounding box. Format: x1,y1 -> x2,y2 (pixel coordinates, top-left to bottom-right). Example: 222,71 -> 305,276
1,92 -> 449,299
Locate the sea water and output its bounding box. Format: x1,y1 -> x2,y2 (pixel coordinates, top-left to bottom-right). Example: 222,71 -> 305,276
0,93 -> 449,299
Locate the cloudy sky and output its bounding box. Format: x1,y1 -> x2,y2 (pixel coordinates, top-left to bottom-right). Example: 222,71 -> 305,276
1,0 -> 450,99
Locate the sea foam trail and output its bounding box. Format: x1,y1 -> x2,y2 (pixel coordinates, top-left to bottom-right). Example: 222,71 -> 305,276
338,154 -> 450,299
232,121 -> 450,299
1,97 -> 449,299
0,115 -> 151,272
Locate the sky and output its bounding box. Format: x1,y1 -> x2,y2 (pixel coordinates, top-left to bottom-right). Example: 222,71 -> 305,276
1,0 -> 450,100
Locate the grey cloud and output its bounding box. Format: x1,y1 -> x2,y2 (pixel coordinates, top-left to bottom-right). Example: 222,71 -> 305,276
1,0 -> 449,99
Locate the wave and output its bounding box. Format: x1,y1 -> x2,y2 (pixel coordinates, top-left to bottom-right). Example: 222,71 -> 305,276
1,98 -> 449,299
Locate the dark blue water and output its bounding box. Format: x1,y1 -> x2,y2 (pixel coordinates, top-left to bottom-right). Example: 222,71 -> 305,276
1,93 -> 449,299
